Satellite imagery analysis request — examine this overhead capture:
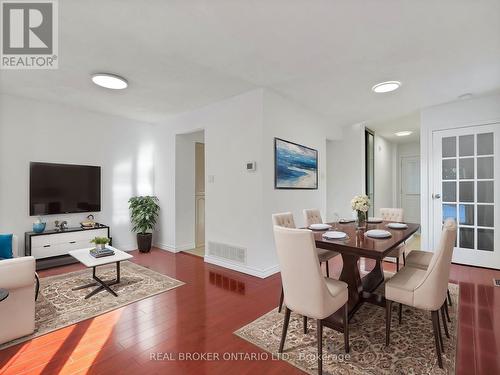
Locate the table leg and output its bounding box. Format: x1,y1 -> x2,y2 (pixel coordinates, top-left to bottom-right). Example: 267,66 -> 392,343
339,253 -> 363,313
74,264 -> 122,299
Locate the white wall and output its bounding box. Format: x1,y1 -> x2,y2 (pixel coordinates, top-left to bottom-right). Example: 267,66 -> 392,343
373,134 -> 397,215
326,123 -> 365,219
0,94 -> 155,256
420,94 -> 500,250
175,130 -> 204,250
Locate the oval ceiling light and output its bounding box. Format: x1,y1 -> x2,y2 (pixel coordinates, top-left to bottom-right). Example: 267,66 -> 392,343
372,81 -> 401,93
91,73 -> 128,90
395,131 -> 413,137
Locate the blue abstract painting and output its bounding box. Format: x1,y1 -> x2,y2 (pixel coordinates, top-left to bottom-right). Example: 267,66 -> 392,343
275,138 -> 318,189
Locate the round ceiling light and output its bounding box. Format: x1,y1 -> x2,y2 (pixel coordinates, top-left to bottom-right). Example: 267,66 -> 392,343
395,131 -> 413,137
91,73 -> 128,90
372,81 -> 401,93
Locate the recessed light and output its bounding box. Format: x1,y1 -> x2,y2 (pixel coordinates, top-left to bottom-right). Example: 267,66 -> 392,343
91,73 -> 128,90
395,131 -> 412,137
372,81 -> 401,93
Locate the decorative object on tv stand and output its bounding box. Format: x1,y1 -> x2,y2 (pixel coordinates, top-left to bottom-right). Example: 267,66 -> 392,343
81,214 -> 97,228
90,236 -> 110,251
274,138 -> 318,189
32,217 -> 46,233
351,194 -> 371,230
54,220 -> 68,231
128,196 -> 160,253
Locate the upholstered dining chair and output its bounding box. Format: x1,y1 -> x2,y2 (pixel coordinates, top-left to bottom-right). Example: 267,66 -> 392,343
379,208 -> 406,271
385,219 -> 457,369
273,225 -> 349,375
406,249 -> 453,309
303,209 -> 340,278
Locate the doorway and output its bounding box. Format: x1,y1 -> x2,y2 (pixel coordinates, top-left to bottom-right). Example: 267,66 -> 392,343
195,142 -> 205,252
400,156 -> 420,224
431,124 -> 498,269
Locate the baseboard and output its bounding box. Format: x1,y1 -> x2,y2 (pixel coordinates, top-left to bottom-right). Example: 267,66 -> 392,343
204,254 -> 280,279
153,242 -> 180,253
175,243 -> 196,251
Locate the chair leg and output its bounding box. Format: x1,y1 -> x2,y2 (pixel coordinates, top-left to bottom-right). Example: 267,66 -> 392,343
35,272 -> 40,301
317,319 -> 323,375
402,251 -> 406,266
303,316 -> 308,334
326,261 -> 330,278
444,301 -> 451,323
343,303 -> 349,353
441,304 -> 450,338
385,300 -> 393,346
278,287 -> 284,313
431,310 -> 443,368
398,303 -> 403,324
396,257 -> 399,272
279,307 -> 291,353
447,289 -> 452,306
436,309 -> 445,353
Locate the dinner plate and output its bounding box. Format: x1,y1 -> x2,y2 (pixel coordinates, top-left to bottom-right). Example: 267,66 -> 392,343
387,222 -> 408,229
323,231 -> 347,240
309,223 -> 332,230
339,219 -> 355,223
365,229 -> 392,239
367,217 -> 383,223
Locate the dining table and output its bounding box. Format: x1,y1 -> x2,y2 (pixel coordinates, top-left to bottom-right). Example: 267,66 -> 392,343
311,220 -> 420,328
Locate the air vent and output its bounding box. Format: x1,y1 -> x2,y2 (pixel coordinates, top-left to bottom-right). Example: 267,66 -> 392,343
494,279 -> 500,287
208,241 -> 246,264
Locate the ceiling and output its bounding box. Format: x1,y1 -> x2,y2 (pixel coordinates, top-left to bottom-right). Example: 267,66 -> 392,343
1,0 -> 500,126
368,112 -> 421,144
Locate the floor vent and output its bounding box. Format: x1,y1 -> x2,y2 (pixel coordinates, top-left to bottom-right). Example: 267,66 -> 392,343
494,279 -> 500,287
208,241 -> 246,264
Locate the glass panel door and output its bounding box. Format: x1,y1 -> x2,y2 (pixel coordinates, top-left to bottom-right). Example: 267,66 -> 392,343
432,124 -> 499,269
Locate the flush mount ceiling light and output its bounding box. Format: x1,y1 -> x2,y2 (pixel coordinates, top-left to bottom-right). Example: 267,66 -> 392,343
91,73 -> 128,90
372,81 -> 401,93
395,131 -> 413,137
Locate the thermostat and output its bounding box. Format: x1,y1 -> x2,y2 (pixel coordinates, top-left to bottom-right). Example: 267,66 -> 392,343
246,161 -> 256,172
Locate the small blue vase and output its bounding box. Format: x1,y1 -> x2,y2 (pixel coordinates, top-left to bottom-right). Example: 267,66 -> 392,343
33,222 -> 46,233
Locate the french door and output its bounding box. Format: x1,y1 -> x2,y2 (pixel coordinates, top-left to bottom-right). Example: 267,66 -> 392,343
432,124 -> 499,269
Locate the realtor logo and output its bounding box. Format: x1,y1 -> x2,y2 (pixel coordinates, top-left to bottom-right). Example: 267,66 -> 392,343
1,0 -> 58,69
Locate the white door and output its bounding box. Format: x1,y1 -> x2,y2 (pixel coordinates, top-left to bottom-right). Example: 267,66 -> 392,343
432,124 -> 499,268
401,156 -> 420,224
195,142 -> 205,248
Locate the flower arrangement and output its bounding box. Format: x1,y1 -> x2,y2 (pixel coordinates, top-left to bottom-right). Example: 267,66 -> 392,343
351,195 -> 371,229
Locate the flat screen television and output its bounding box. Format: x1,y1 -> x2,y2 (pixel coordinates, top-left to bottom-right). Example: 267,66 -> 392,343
30,162 -> 101,216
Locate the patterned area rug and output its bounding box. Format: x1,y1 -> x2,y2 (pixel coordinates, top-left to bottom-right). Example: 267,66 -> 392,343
1,261 -> 184,350
235,283 -> 459,375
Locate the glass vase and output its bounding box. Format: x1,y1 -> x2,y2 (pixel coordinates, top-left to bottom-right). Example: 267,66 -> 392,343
356,210 -> 367,230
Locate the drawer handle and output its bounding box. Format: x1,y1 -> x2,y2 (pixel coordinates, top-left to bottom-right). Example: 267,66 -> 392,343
43,245 -> 51,248
69,241 -> 76,244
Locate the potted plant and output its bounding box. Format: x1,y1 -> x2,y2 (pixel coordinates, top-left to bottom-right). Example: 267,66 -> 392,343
128,196 -> 160,253
90,236 -> 110,250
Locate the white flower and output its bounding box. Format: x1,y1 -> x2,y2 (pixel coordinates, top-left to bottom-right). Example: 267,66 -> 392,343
351,194 -> 371,212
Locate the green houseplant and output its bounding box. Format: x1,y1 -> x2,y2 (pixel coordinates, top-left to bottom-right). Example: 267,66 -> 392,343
128,196 -> 160,252
90,236 -> 110,250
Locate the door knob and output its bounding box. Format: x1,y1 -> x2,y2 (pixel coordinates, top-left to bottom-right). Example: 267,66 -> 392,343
432,193 -> 441,199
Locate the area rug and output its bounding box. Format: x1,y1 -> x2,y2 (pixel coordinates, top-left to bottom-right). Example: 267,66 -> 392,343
235,283 -> 459,375
0,261 -> 185,350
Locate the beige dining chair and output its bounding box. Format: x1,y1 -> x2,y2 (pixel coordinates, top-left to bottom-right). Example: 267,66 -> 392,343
385,219 -> 456,369
406,249 -> 453,309
379,208 -> 406,271
303,209 -> 340,278
273,225 -> 349,375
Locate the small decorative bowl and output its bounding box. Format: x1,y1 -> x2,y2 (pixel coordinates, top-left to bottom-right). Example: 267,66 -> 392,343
33,222 -> 46,233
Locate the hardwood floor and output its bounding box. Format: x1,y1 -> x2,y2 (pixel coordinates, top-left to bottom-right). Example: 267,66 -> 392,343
0,249 -> 499,375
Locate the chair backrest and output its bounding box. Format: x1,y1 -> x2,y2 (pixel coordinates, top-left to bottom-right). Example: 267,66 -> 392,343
379,208 -> 404,222
273,225 -> 337,319
303,209 -> 323,227
271,212 -> 296,228
414,219 -> 457,310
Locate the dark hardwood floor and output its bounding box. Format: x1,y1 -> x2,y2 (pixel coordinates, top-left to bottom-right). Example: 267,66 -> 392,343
0,249 -> 499,375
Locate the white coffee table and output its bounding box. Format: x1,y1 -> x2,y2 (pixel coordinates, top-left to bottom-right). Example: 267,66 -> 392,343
69,246 -> 133,299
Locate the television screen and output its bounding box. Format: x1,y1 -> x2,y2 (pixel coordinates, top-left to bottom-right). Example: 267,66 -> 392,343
30,162 -> 101,216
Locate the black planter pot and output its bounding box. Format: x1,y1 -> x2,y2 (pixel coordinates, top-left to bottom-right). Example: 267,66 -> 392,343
137,233 -> 152,253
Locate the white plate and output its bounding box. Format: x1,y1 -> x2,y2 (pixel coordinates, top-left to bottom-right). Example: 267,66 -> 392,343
367,217 -> 383,223
309,223 -> 332,230
387,222 -> 408,229
365,229 -> 392,239
323,231 -> 347,240
339,219 -> 355,223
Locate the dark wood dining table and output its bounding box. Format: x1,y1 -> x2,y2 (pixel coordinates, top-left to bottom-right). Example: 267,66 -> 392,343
312,221 -> 420,327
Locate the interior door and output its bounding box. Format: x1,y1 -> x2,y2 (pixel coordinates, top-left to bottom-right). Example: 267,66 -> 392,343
195,142 -> 205,248
401,156 -> 420,224
432,124 -> 499,269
